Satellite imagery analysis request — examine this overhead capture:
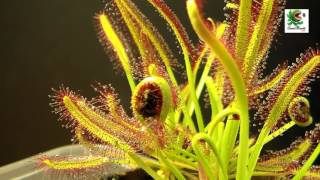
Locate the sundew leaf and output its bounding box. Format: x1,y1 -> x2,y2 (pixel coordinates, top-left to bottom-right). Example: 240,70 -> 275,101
41,0 -> 320,179
249,49 -> 320,175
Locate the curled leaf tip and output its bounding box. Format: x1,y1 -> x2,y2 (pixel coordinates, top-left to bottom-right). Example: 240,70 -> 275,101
132,76 -> 173,122
289,96 -> 313,127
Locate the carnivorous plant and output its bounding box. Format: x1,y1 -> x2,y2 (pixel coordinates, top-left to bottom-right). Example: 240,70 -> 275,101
39,0 -> 320,179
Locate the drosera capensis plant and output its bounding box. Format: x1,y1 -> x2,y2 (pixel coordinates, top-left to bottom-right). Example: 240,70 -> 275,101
38,0 -> 320,179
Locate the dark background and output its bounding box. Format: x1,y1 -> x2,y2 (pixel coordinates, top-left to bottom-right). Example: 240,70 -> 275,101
0,0 -> 319,166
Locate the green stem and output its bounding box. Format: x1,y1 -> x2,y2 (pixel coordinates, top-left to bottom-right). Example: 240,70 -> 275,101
158,151 -> 186,180
186,52 -> 215,115
292,142 -> 320,180
220,119 -> 240,173
247,127 -> 269,176
205,77 -> 224,119
229,171 -> 289,179
193,46 -> 209,78
263,121 -> 295,145
128,153 -> 163,180
165,152 -> 197,169
173,147 -> 198,160
182,171 -> 199,180
192,133 -> 228,180
150,0 -> 204,132
184,49 -> 204,132
147,152 -> 196,171
206,107 -> 239,137
187,1 -> 249,179
185,24 -> 226,123
216,122 -> 225,149
182,108 -> 196,133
